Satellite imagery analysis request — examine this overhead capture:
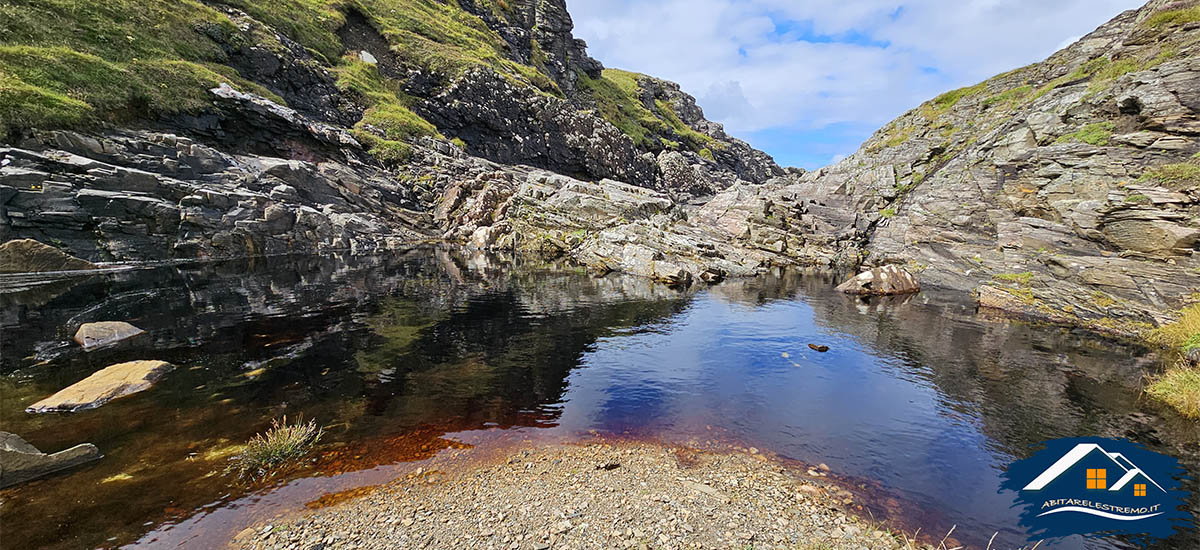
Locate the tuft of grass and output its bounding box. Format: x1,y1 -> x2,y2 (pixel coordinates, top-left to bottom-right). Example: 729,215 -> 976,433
1149,304 -> 1200,352
1144,6 -> 1200,29
1139,163 -> 1200,191
993,271 -> 1034,287
1055,121 -> 1115,146
698,148 -> 715,161
229,416 -> 323,479
880,207 -> 897,218
1124,194 -> 1151,204
1146,367 -> 1200,419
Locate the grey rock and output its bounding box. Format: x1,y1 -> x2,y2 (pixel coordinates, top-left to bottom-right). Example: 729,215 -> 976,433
0,432 -> 101,488
73,321 -> 147,352
836,265 -> 921,296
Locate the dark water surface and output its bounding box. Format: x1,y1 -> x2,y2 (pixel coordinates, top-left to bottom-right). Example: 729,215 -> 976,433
1,250 -> 1196,549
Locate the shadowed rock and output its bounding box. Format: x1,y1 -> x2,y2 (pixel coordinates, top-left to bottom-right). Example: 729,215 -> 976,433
73,321 -> 147,352
0,431 -> 100,488
0,239 -> 96,273
26,360 -> 174,413
836,265 -> 920,296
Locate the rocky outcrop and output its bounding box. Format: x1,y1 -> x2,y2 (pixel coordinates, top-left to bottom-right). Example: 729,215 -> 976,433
73,321 -> 147,352
26,360 -> 175,413
0,432 -> 100,488
836,265 -> 921,296
695,0 -> 1200,330
0,239 -> 95,273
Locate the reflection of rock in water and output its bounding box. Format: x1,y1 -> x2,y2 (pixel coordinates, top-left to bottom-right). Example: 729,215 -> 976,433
0,249 -> 702,550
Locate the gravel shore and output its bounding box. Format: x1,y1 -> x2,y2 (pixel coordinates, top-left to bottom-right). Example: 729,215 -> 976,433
234,441 -> 936,550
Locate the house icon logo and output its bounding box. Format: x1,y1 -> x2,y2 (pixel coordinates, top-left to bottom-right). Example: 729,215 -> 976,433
1001,437 -> 1192,543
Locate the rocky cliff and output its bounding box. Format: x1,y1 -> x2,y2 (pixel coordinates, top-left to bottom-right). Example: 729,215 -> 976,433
788,0 -> 1200,329
3,0 -> 1199,333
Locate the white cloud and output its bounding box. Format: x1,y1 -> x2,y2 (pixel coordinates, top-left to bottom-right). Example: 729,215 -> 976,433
566,0 -> 1145,165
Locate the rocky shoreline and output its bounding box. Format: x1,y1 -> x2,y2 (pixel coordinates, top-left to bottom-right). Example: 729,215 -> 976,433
232,441 -> 937,550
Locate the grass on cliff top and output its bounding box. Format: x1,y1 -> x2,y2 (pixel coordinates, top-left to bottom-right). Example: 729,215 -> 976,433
0,0 -> 283,130
1144,6 -> 1200,29
0,0 -> 560,133
578,68 -> 716,154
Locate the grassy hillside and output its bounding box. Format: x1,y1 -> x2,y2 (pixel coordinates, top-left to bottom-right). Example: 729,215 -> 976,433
577,69 -> 718,156
0,0 -> 554,133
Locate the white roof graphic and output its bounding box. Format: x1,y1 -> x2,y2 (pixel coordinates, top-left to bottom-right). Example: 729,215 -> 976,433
1022,443 -> 1165,493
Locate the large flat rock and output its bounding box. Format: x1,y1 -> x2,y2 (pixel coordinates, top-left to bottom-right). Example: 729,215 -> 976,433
0,431 -> 101,488
26,360 -> 174,413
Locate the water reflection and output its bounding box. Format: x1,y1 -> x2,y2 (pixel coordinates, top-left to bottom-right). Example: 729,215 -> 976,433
0,250 -> 1194,550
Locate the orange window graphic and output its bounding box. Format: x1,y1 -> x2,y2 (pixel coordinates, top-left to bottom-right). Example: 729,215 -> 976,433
1086,468 -> 1107,489
1134,484 -> 1146,497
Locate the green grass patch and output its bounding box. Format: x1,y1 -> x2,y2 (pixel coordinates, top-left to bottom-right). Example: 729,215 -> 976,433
931,82 -> 986,110
1055,121 -> 1115,146
576,69 -> 717,153
1146,366 -> 1200,419
1149,304 -> 1200,351
880,207 -> 896,218
982,85 -> 1033,108
698,148 -> 715,161
0,45 -> 279,130
335,57 -> 439,164
577,69 -> 664,148
1138,162 -> 1200,191
993,271 -> 1034,287
1125,194 -> 1151,204
228,416 -> 323,479
1144,6 -> 1200,29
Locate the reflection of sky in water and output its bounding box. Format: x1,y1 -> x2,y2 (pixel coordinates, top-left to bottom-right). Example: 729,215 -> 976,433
553,293 -> 1135,549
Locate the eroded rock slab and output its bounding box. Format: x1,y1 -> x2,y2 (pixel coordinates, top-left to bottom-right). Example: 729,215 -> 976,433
0,239 -> 96,273
26,360 -> 174,413
0,431 -> 100,488
836,265 -> 921,296
73,321 -> 146,352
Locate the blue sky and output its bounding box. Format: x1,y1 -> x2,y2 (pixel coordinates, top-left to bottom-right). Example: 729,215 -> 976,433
568,0 -> 1145,169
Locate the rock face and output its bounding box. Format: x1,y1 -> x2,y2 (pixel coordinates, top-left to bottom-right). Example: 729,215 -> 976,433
73,321 -> 147,352
697,0 -> 1200,328
26,360 -> 175,413
0,432 -> 101,488
836,265 -> 921,296
0,239 -> 96,273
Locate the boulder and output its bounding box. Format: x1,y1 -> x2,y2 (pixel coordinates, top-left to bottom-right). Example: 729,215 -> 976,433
0,432 -> 100,487
836,265 -> 920,296
73,321 -> 147,352
0,239 -> 96,273
26,360 -> 174,413
0,432 -> 101,488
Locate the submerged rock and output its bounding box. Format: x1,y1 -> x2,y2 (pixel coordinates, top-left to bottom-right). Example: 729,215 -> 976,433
835,265 -> 920,296
0,431 -> 100,488
0,239 -> 96,273
26,360 -> 174,413
73,321 -> 146,352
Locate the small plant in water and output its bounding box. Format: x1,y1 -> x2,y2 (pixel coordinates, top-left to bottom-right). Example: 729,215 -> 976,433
229,416 -> 323,479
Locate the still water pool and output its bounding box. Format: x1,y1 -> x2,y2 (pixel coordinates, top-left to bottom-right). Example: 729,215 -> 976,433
1,250 -> 1195,549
